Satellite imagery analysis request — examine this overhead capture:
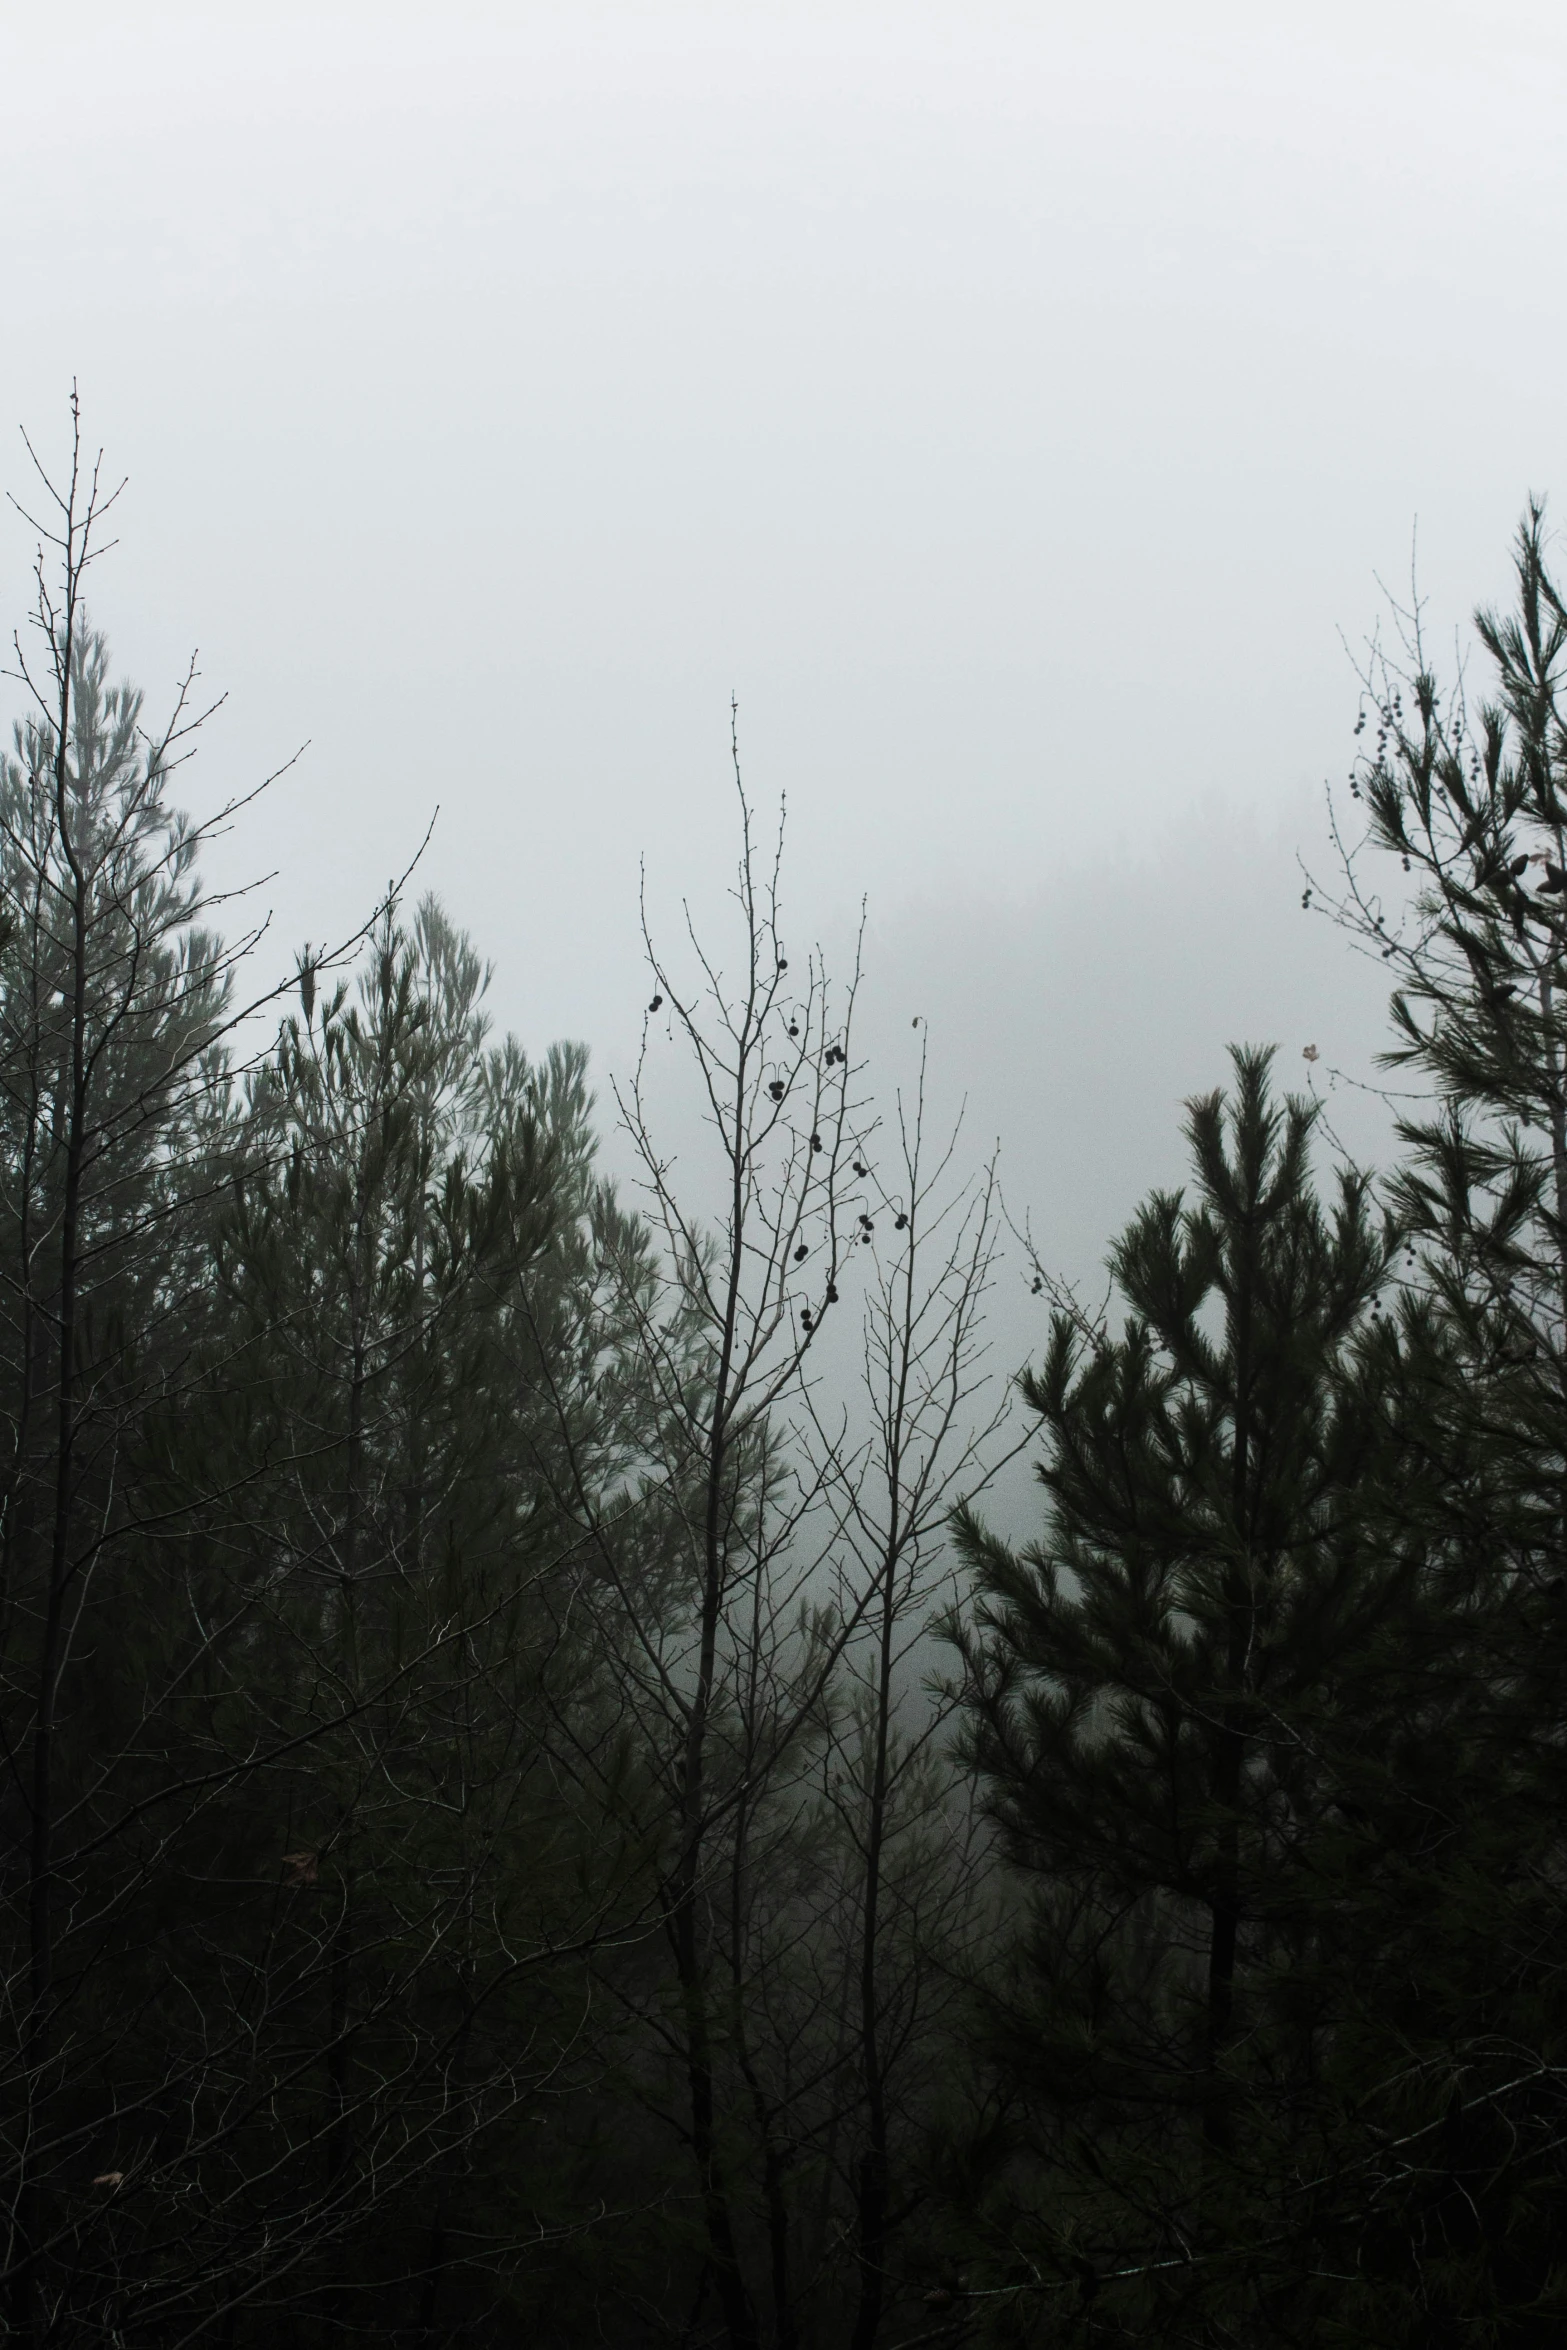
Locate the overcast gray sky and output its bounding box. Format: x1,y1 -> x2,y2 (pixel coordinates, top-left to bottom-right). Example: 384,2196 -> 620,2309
3,0 -> 1563,1300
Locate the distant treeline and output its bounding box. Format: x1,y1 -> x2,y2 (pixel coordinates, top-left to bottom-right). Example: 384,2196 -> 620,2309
3,414 -> 1567,2348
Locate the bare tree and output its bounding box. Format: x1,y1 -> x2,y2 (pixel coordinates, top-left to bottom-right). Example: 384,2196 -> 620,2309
525,720 -> 890,2349
519,729 -> 1020,2349
825,1044 -> 1015,2350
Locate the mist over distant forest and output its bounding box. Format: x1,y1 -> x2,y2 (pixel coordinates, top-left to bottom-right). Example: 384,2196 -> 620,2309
5,4 -> 1567,2341
3,389 -> 1567,2348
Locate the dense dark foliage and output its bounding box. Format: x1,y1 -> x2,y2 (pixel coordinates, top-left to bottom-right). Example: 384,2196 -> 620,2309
3,417 -> 1567,2345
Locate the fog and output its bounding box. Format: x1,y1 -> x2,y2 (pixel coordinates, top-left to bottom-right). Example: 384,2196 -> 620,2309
2,0 -> 1560,1318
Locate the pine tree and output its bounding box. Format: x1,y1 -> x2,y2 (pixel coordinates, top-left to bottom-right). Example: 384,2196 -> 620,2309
158,900 -> 654,2342
947,1047 -> 1416,2343
0,414 -> 656,2344
1293,506 -> 1567,2344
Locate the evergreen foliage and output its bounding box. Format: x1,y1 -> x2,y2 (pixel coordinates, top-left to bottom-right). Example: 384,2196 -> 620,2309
945,1050 -> 1425,2341
5,408 -> 1567,2348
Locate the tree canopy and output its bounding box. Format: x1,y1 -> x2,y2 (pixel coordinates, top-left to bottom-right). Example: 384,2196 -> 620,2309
4,411 -> 1567,2349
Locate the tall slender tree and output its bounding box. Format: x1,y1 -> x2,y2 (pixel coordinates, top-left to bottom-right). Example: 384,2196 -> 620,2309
947,1048 -> 1414,2343
0,404 -> 289,2345
1296,506 -> 1567,2341
823,1044 -> 1011,2350
529,733 -> 877,2350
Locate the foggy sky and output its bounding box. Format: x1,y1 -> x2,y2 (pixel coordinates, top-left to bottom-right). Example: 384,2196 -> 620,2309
2,0 -> 1562,1316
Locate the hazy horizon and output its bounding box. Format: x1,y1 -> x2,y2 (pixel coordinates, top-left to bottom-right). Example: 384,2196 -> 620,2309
3,0 -> 1558,1296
